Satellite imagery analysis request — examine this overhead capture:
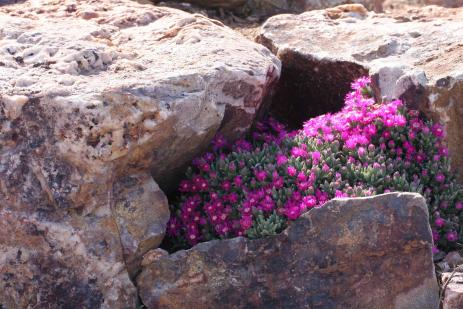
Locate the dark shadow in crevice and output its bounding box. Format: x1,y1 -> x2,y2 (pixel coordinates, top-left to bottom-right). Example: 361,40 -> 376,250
265,50 -> 369,129
0,0 -> 26,5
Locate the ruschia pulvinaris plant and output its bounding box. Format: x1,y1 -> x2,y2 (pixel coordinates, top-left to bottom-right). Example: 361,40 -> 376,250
166,77 -> 463,254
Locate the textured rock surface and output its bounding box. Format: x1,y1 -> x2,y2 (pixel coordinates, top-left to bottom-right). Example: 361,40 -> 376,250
137,193 -> 439,309
442,271 -> 463,309
165,0 -> 384,15
113,172 -> 169,278
245,0 -> 385,16
0,0 -> 279,306
257,5 -> 463,177
0,210 -> 137,308
383,0 -> 463,10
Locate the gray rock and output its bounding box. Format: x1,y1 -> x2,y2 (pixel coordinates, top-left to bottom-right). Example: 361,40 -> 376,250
137,193 -> 439,309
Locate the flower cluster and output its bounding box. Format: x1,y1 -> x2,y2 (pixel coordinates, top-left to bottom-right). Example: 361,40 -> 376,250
166,77 -> 463,253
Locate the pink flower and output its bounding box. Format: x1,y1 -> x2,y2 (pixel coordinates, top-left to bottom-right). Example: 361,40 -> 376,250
212,134 -> 228,151
446,231 -> 458,242
432,124 -> 445,138
311,151 -> 321,162
240,215 -> 253,230
456,202 -> 463,210
166,217 -> 180,236
435,173 -> 445,183
284,206 -> 301,220
322,164 -> 330,173
276,154 -> 288,166
255,170 -> 267,182
222,181 -> 231,191
358,147 -> 366,157
301,195 -> 317,209
439,147 -> 449,157
297,172 -> 307,182
435,218 -> 445,228
287,166 -> 297,176
432,229 -> 440,242
179,180 -> 191,192
351,76 -> 371,91
291,146 -> 307,158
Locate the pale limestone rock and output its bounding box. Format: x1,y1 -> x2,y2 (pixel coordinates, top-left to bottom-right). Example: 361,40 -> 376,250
0,0 -> 280,306
257,5 -> 463,178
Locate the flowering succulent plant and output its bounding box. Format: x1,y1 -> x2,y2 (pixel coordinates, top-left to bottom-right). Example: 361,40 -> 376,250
166,77 -> 463,254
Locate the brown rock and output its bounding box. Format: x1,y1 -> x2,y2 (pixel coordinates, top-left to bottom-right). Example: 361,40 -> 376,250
0,211 -> 137,308
257,5 -> 463,178
113,172 -> 170,277
0,0 -> 279,306
137,193 -> 439,309
442,270 -> 463,309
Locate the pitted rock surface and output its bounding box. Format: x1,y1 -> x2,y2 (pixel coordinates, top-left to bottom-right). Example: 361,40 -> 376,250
0,0 -> 279,306
137,193 -> 439,309
257,5 -> 463,178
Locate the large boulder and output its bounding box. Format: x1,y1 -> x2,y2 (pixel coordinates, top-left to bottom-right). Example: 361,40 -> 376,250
257,5 -> 463,179
137,193 -> 439,309
0,0 -> 279,306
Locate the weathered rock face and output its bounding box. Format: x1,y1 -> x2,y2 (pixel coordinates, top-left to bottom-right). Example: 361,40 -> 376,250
0,0 -> 279,306
383,0 -> 463,11
257,5 -> 463,178
113,172 -> 169,278
0,210 -> 137,308
137,193 -> 439,309
164,0 -> 385,15
246,0 -> 385,16
442,271 -> 463,309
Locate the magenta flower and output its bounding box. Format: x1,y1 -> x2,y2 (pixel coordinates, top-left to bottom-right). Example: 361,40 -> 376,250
287,166 -> 297,176
311,151 -> 321,162
435,173 -> 446,183
435,218 -> 445,228
276,154 -> 288,166
446,231 -> 458,242
432,124 -> 445,138
291,146 -> 308,158
255,170 -> 267,182
284,205 -> 301,220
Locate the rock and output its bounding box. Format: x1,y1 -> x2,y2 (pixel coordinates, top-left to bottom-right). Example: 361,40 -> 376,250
245,0 -> 385,16
383,0 -> 463,11
257,5 -> 463,178
171,0 -> 247,9
0,210 -> 138,308
137,193 -> 439,309
442,270 -> 463,309
113,172 -> 170,278
445,251 -> 463,268
0,0 -> 279,306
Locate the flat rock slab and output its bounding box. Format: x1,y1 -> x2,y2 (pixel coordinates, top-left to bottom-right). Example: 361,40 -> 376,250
137,193 -> 439,309
257,5 -> 463,178
0,0 -> 279,306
